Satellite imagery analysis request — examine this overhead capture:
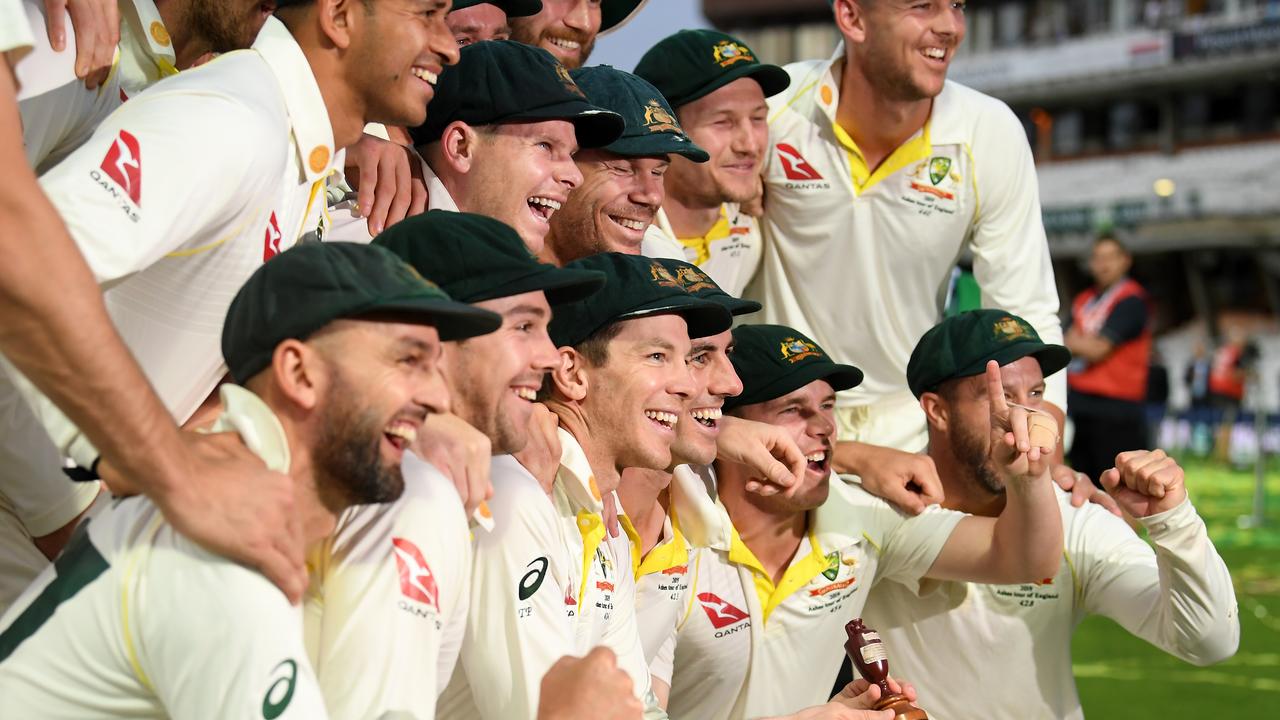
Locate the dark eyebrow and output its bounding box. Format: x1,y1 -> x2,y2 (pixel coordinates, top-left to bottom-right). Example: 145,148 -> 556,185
506,304 -> 549,319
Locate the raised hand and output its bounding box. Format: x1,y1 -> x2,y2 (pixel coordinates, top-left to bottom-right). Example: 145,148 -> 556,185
1099,449 -> 1187,518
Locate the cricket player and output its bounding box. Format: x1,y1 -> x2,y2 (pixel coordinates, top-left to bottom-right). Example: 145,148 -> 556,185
633,30 -> 789,296
861,309 -> 1239,720
0,241 -> 503,719
0,0 -> 308,614
306,211 -> 606,719
448,0 -> 541,44
406,40 -> 622,251
439,252 -> 734,720
16,0 -> 271,171
542,65 -> 708,265
749,0 -> 1065,489
510,0 -> 644,69
0,0 -> 459,521
663,324 -> 1064,720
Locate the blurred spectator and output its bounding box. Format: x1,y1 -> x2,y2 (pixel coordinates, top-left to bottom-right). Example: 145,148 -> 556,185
1065,234 -> 1153,485
1208,329 -> 1260,412
1186,341 -> 1214,410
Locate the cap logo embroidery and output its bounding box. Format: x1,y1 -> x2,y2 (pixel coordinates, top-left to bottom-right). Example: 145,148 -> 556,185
779,337 -> 821,363
712,40 -> 753,67
928,156 -> 952,186
555,63 -> 586,98
643,100 -> 681,134
649,262 -> 683,289
674,266 -> 717,294
993,317 -> 1032,341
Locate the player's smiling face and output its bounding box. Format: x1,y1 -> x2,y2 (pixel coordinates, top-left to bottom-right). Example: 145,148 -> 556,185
580,314 -> 695,475
510,0 -> 602,69
547,150 -> 668,260
460,120 -> 582,254
448,3 -> 512,45
845,0 -> 966,102
671,330 -> 742,467
735,379 -> 836,511
352,0 -> 460,129
309,320 -> 449,510
667,79 -> 769,207
442,292 -> 559,454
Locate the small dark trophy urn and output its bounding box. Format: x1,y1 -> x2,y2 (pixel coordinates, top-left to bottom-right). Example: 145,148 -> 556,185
844,618 -> 928,720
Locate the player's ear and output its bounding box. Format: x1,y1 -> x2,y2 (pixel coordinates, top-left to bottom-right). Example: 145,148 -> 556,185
920,392 -> 949,434
834,0 -> 869,45
550,348 -> 588,402
316,0 -> 361,50
272,339 -> 323,412
441,122 -> 480,173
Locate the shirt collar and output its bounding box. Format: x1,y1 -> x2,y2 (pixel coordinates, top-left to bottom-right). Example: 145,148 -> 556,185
670,464 -> 733,551
812,474 -> 864,551
207,385 -> 290,473
126,0 -> 177,70
421,158 -> 460,212
254,17 -> 335,184
555,427 -> 604,515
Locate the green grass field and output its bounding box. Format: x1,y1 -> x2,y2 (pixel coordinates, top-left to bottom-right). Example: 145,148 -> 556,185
1072,458 -> 1280,718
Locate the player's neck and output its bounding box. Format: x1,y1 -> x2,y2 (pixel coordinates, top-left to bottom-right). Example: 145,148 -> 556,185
835,56 -> 933,173
662,192 -> 723,240
928,442 -> 1006,518
617,468 -> 673,558
547,402 -> 622,497
281,449 -> 341,549
153,1 -> 209,70
717,461 -> 807,584
291,35 -> 369,151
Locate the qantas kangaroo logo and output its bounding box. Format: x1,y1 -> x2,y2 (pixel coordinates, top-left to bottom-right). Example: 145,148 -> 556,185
776,143 -> 823,181
263,212 -> 283,261
392,538 -> 440,610
100,130 -> 142,205
696,592 -> 749,629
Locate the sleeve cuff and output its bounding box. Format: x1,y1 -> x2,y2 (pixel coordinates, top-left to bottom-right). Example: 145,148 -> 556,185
1137,495 -> 1199,538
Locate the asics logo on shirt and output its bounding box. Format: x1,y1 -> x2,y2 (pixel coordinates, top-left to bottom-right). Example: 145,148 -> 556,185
776,143 -> 823,182
100,131 -> 143,206
392,537 -> 440,610
697,592 -> 749,629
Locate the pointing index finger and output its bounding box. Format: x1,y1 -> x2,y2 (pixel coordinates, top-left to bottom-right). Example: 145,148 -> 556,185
985,360 -> 1010,417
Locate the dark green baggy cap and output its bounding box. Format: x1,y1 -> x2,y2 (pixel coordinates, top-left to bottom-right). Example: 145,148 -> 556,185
548,253 -> 732,348
410,40 -> 623,149
634,29 -> 790,109
374,210 -> 605,306
570,65 -> 709,162
724,324 -> 863,411
222,242 -> 501,384
906,309 -> 1072,398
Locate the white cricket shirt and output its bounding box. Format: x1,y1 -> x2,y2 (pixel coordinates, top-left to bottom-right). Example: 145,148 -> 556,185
641,203 -> 762,297
629,463 -> 733,682
10,16 -> 336,469
16,0 -> 176,173
0,0 -> 33,60
305,451 -> 471,720
748,46 -> 1065,436
862,491 -> 1239,720
665,475 -> 964,720
0,386 -> 328,719
439,430 -> 666,720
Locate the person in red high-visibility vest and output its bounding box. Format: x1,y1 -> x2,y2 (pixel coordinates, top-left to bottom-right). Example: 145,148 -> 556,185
1065,234 -> 1153,486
